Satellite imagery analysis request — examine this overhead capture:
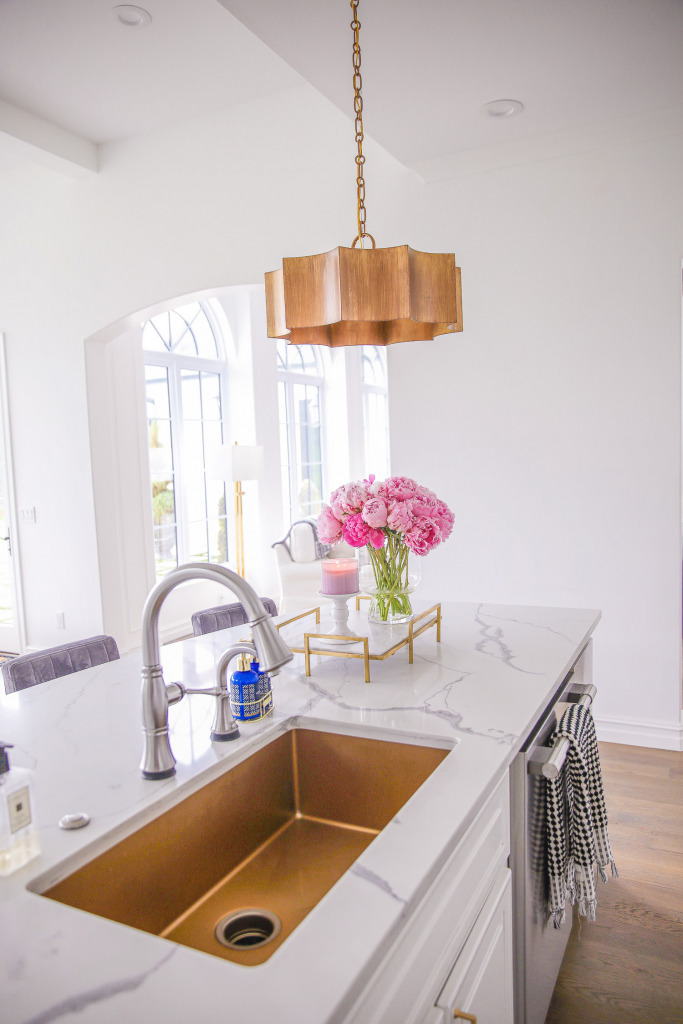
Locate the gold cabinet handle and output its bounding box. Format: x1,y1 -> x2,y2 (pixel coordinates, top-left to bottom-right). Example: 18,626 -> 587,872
453,1012 -> 477,1023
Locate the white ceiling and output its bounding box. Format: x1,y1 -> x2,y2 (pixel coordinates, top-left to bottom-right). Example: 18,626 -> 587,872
0,0 -> 301,144
1,0 -> 682,176
218,0 -> 683,169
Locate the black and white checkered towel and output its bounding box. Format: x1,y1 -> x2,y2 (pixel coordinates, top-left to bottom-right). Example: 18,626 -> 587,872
546,702 -> 618,927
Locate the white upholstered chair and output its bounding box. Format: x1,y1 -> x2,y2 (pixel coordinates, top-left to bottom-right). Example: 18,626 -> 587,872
272,519 -> 354,616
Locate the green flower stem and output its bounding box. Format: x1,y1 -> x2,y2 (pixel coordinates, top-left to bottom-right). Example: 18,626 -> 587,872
366,533 -> 413,621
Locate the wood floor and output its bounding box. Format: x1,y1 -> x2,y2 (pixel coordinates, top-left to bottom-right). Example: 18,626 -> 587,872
545,742 -> 683,1024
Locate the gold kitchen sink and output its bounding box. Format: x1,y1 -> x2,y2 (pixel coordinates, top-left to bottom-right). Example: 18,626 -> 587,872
42,729 -> 449,966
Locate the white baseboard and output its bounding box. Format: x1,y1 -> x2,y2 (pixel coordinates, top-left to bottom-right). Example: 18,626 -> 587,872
594,714 -> 683,751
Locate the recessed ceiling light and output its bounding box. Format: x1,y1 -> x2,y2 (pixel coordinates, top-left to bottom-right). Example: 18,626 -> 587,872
111,5 -> 152,28
480,99 -> 524,119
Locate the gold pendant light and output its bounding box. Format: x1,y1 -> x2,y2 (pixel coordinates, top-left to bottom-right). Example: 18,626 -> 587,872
265,0 -> 462,348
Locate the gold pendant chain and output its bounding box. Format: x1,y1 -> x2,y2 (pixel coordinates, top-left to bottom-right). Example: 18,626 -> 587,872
351,0 -> 373,249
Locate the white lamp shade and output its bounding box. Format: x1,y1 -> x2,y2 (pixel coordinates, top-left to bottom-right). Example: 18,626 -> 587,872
206,443 -> 264,482
230,444 -> 264,481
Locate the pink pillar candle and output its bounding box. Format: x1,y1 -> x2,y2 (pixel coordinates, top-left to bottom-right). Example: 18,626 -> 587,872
321,558 -> 359,595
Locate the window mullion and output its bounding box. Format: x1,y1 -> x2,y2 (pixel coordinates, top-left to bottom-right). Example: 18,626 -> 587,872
169,362 -> 186,564
286,381 -> 297,522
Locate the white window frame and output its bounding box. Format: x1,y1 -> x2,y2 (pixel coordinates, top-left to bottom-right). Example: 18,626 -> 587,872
143,302 -> 230,576
277,342 -> 326,525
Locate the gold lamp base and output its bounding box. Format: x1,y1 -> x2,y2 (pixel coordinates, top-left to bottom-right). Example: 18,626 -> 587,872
234,480 -> 245,578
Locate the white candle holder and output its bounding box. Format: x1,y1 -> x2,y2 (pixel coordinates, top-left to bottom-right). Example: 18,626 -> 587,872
317,590 -> 362,645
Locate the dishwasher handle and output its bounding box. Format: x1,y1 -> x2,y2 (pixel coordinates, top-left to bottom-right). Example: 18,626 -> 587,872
529,682 -> 597,779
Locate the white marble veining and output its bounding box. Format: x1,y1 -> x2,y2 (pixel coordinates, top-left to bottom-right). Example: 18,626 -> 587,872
1,602 -> 600,1024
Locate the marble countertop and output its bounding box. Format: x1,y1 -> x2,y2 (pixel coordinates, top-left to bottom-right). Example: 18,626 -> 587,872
1,601 -> 600,1024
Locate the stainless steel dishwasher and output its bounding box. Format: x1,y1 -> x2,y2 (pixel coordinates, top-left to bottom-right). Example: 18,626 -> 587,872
509,639 -> 597,1024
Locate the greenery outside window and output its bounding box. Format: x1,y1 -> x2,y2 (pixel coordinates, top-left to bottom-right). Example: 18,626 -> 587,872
277,340 -> 324,525
143,303 -> 229,577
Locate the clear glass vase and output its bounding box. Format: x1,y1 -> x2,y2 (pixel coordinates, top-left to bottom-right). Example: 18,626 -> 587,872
358,537 -> 422,625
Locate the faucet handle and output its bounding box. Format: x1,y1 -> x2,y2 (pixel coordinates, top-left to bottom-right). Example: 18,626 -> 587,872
166,682 -> 185,705
174,680 -> 240,742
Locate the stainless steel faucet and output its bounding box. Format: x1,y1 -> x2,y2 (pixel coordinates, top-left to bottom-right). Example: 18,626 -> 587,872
140,562 -> 293,780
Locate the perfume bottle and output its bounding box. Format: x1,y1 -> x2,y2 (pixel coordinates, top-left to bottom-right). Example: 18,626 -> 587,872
0,741 -> 41,876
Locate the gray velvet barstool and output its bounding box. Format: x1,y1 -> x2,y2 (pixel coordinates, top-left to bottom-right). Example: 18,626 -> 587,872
191,598 -> 278,637
2,635 -> 121,695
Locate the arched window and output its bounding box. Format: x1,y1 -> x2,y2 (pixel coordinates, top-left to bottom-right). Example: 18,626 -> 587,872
362,346 -> 390,479
277,340 -> 324,525
143,302 -> 229,577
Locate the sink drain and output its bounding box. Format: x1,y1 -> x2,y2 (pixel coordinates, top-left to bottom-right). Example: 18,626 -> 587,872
215,909 -> 282,950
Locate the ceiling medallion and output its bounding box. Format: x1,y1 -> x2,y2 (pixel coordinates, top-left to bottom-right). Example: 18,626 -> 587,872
265,0 -> 462,348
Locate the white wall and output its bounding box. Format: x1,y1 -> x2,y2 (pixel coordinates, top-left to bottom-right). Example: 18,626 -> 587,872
388,128 -> 683,749
0,85 -> 418,652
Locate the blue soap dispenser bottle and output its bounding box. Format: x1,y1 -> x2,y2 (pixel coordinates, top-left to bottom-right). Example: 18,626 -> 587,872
0,741 -> 41,875
229,653 -> 261,721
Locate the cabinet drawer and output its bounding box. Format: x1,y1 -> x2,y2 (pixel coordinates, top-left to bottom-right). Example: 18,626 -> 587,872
436,866 -> 513,1024
345,774 -> 510,1024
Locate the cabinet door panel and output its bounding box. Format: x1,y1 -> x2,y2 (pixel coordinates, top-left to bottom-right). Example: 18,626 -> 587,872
437,868 -> 513,1024
346,776 -> 509,1024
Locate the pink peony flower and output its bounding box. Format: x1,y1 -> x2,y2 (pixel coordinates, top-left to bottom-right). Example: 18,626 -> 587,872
415,484 -> 437,502
342,513 -> 385,549
386,500 -> 413,533
330,480 -> 368,519
317,504 -> 343,544
341,513 -> 370,548
433,500 -> 454,541
382,476 -> 419,502
404,519 -> 440,556
367,527 -> 386,549
362,497 -> 388,529
345,482 -> 368,512
329,485 -> 349,522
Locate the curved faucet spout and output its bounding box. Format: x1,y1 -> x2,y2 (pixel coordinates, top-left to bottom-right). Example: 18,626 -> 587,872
141,562 -> 285,669
140,562 -> 292,780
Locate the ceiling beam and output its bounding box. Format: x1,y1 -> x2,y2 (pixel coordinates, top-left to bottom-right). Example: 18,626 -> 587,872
0,98 -> 98,176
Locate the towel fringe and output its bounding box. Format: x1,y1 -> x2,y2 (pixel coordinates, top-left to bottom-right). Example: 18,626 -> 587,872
551,908 -> 566,929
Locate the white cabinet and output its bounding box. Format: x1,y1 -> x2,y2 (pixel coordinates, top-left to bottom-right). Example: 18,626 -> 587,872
420,1012 -> 446,1024
436,867 -> 513,1024
345,774 -> 512,1024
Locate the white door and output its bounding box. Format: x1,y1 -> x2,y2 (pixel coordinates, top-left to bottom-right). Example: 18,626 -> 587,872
0,336 -> 22,654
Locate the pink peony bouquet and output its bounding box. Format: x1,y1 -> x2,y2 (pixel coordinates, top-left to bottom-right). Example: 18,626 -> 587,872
318,475 -> 454,621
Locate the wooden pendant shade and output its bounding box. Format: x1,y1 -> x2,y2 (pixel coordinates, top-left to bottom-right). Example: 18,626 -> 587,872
265,243 -> 463,347
264,0 -> 463,348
